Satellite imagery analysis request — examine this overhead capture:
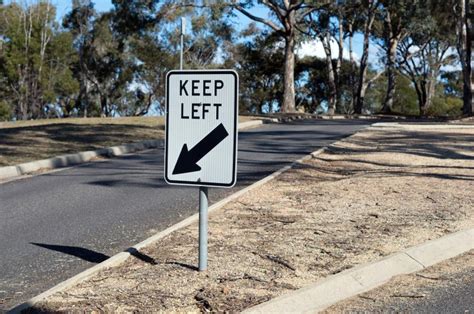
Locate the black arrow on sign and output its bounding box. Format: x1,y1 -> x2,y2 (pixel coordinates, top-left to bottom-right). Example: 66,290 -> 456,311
172,123 -> 229,175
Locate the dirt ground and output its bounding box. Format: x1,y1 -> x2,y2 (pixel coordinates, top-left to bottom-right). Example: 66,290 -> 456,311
31,123 -> 474,312
0,116 -> 255,166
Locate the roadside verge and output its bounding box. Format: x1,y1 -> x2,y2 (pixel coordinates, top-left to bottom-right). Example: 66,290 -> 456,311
0,118 -> 275,181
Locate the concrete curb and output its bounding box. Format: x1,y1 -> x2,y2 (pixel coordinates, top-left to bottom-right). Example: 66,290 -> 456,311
0,118 -> 278,182
8,121 -> 325,314
245,228 -> 474,314
0,140 -> 164,181
371,122 -> 474,129
244,114 -> 457,122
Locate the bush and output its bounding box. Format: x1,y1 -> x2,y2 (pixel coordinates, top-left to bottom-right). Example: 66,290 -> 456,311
365,74 -> 419,115
0,101 -> 12,121
427,96 -> 463,117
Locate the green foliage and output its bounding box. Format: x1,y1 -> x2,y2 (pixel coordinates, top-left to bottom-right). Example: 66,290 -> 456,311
128,34 -> 177,115
185,12 -> 235,69
378,74 -> 419,115
366,70 -> 463,117
62,0 -> 96,116
366,73 -> 419,115
0,1 -> 79,119
232,33 -> 285,113
364,70 -> 386,114
298,56 -> 361,114
111,0 -> 157,37
428,96 -> 463,117
0,100 -> 12,121
298,56 -> 332,113
390,75 -> 419,115
441,71 -> 463,98
0,0 -> 468,119
427,75 -> 464,117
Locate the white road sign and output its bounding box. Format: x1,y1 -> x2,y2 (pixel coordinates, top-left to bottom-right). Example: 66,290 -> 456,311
165,70 -> 238,188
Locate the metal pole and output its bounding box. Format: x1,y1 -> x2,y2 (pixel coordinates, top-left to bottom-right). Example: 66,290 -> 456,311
180,17 -> 185,70
199,186 -> 208,271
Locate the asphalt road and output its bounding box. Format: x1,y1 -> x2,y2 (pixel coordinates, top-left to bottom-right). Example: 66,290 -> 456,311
369,253 -> 474,313
358,270 -> 474,313
414,273 -> 474,313
0,119 -> 369,310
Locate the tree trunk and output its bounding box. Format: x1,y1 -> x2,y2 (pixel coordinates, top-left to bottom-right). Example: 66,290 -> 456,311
417,77 -> 436,116
348,25 -> 356,112
100,95 -> 109,117
321,33 -> 337,115
281,35 -> 296,113
354,6 -> 375,114
358,84 -> 369,115
419,90 -> 429,116
19,99 -> 28,120
425,74 -> 436,115
336,11 -> 344,113
17,68 -> 29,120
381,38 -> 399,113
458,0 -> 473,115
464,75 -> 474,115
78,64 -> 88,117
414,81 -> 426,115
232,2 -> 303,113
354,49 -> 369,114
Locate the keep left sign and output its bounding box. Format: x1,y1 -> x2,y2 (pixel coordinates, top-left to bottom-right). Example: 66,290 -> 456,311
165,70 -> 238,188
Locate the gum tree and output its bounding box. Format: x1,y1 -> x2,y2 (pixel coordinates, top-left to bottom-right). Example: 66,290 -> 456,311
455,0 -> 472,115
378,0 -> 419,113
230,1 -> 316,113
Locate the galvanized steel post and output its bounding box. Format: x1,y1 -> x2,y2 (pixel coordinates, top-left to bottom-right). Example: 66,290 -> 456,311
199,186 -> 208,271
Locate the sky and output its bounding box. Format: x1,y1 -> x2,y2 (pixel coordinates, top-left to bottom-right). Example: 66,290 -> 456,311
53,0 -> 112,18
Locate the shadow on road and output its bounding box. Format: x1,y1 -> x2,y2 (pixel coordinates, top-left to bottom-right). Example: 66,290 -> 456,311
31,242 -> 110,263
31,243 -> 158,266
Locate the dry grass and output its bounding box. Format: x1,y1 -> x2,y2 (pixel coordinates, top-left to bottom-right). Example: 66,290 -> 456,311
0,116 -> 165,129
0,116 -> 256,167
31,124 -> 474,312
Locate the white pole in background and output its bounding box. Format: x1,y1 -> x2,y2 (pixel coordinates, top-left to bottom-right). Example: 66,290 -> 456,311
180,17 -> 185,70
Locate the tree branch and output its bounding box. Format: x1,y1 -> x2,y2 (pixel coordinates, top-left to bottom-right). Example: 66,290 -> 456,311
232,4 -> 283,33
263,0 -> 286,25
368,69 -> 386,85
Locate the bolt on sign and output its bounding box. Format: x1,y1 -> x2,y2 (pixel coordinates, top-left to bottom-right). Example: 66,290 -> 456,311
165,70 -> 238,188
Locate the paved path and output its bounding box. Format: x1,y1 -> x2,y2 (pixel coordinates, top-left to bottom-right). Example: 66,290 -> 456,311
0,119 -> 369,310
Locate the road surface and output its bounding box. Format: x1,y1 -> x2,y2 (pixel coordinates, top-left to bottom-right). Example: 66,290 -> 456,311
0,119 -> 369,310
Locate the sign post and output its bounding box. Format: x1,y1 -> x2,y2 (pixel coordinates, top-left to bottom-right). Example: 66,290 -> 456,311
165,70 -> 238,271
199,186 -> 208,271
